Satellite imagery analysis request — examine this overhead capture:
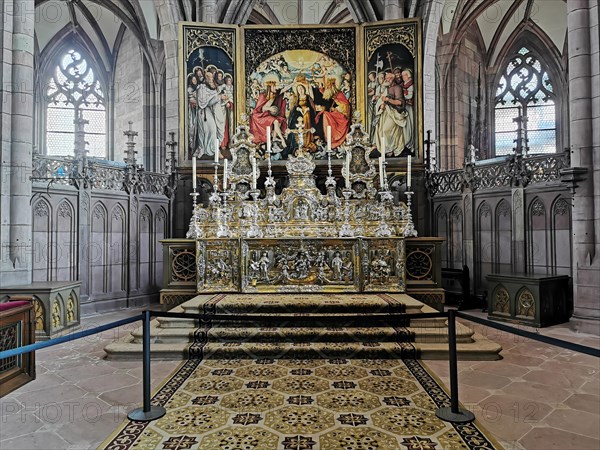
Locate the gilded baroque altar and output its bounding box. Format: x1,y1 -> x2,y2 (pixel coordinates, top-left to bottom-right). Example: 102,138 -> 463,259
187,118 -> 416,293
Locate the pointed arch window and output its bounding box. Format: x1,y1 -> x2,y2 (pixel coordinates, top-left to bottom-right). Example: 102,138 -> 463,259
44,49 -> 106,157
494,46 -> 556,156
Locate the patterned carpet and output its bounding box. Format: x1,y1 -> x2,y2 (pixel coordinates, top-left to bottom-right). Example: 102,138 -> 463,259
99,357 -> 502,450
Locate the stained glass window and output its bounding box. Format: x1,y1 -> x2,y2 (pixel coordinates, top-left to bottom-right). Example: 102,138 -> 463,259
494,46 -> 556,156
45,49 -> 106,157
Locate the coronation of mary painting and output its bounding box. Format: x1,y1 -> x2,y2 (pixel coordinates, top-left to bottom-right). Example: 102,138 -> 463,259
180,21 -> 421,164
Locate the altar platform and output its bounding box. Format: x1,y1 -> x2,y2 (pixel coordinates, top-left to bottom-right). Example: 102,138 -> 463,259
104,293 -> 502,361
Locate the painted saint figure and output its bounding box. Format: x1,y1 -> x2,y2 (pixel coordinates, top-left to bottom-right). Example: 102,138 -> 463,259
316,77 -> 351,149
250,81 -> 287,146
195,66 -> 226,159
187,74 -> 200,156
376,71 -> 407,157
400,69 -> 414,152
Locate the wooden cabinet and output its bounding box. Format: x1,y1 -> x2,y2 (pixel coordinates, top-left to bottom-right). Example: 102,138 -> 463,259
0,300 -> 36,397
486,273 -> 570,327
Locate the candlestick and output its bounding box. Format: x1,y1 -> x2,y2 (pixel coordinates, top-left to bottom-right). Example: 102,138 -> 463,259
407,155 -> 412,188
223,159 -> 228,190
192,156 -> 197,189
252,157 -> 257,190
267,126 -> 271,153
327,126 -> 332,152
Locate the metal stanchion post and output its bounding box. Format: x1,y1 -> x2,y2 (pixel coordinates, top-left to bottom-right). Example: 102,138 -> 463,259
436,309 -> 475,423
128,310 -> 166,421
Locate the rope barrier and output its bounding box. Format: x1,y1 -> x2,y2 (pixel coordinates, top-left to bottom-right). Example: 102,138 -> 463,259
456,311 -> 600,358
0,313 -> 143,360
2,306 -> 598,426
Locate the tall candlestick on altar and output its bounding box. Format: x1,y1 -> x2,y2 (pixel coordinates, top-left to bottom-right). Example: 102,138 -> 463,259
266,126 -> 271,153
252,157 -> 257,190
192,156 -> 197,189
327,126 -> 332,152
223,159 -> 228,190
407,155 -> 412,188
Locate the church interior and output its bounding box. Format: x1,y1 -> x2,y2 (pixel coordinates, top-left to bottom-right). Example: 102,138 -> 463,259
0,0 -> 598,449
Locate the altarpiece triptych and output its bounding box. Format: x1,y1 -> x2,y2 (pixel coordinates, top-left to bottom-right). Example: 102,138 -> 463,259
179,19 -> 422,170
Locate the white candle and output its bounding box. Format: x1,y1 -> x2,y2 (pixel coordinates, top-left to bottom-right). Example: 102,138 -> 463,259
192,156 -> 197,190
214,142 -> 219,162
252,157 -> 257,190
380,133 -> 386,162
407,155 -> 412,188
266,126 -> 271,153
379,156 -> 384,188
223,159 -> 228,190
327,126 -> 332,152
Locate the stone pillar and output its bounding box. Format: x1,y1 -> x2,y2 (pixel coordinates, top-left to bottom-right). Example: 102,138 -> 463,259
567,0 -> 600,333
422,0 -> 444,163
383,0 -> 404,20
201,0 -> 218,23
0,0 -> 35,286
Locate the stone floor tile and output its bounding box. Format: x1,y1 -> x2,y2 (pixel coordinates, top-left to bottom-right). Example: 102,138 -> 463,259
76,373 -> 139,393
564,393 -> 600,415
522,368 -> 586,389
500,381 -> 572,404
0,431 -> 71,450
519,427 -> 600,450
544,408 -> 600,439
457,369 -> 512,390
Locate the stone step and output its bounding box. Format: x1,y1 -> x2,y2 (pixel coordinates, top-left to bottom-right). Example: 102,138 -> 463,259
182,293 -> 424,315
156,315 -> 445,329
130,322 -> 474,344
103,294 -> 502,361
104,335 -> 502,361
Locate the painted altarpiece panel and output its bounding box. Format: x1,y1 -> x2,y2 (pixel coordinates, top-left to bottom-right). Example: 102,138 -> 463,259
362,19 -> 422,160
179,23 -> 238,162
241,25 -> 359,161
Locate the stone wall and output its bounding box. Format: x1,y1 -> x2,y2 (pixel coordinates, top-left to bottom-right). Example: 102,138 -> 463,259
436,27 -> 487,171
30,162 -> 171,314
113,28 -> 144,164
428,153 -> 572,295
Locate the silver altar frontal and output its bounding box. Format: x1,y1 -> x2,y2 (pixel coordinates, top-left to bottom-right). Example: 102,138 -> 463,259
187,118 -> 416,294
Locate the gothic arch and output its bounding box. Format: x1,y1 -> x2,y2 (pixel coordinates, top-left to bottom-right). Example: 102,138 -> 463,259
35,30 -> 109,157
449,204 -> 464,268
490,29 -> 566,155
550,195 -> 572,275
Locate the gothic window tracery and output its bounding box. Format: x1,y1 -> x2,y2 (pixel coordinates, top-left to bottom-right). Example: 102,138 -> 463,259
494,46 -> 556,156
44,48 -> 106,158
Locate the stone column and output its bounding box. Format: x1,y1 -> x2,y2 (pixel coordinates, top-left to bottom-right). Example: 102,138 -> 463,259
567,0 -> 600,333
201,0 -> 218,23
0,0 -> 35,286
383,0 -> 404,20
422,0 -> 444,162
